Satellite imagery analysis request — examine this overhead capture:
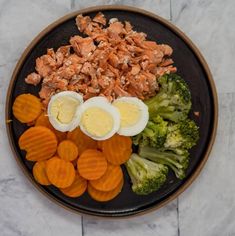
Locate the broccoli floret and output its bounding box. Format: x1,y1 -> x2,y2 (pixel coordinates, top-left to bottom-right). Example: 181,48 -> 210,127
164,119 -> 199,151
139,146 -> 189,179
125,153 -> 168,195
145,74 -> 192,122
132,115 -> 168,148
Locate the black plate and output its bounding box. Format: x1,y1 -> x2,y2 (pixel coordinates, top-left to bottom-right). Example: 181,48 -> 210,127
6,6 -> 218,217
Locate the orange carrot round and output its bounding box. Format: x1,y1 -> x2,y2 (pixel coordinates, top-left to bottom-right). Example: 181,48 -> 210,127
77,149 -> 107,180
13,94 -> 42,123
35,113 -> 67,142
60,173 -> 87,198
102,134 -> 132,165
90,164 -> 123,192
19,126 -> 58,161
67,128 -> 97,155
46,157 -> 75,188
88,178 -> 124,202
33,161 -> 51,185
57,140 -> 78,161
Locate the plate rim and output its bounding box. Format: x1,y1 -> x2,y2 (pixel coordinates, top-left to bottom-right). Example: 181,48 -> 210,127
5,5 -> 218,218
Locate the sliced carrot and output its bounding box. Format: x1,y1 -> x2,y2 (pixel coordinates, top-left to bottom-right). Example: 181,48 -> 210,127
13,94 -> 42,123
102,134 -> 132,165
60,173 -> 87,198
33,161 -> 51,185
90,164 -> 123,192
97,141 -> 104,151
19,126 -> 58,161
57,140 -> 78,161
88,178 -> 124,202
46,157 -> 75,188
35,113 -> 67,142
67,127 -> 97,155
77,149 -> 107,180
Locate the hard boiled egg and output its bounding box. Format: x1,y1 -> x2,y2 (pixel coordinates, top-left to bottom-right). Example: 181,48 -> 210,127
112,97 -> 149,136
77,97 -> 120,140
48,91 -> 83,132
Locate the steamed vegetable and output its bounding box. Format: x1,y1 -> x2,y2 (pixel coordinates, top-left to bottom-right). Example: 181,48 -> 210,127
164,119 -> 199,152
133,115 -> 168,148
145,74 -> 192,122
125,153 -> 168,195
139,146 -> 189,179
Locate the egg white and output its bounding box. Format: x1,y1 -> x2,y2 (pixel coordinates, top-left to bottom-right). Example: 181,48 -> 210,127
47,91 -> 83,132
112,97 -> 149,136
77,97 -> 120,140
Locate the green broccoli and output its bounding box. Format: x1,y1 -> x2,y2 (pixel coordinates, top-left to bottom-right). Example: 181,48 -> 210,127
139,146 -> 189,179
164,119 -> 199,151
125,153 -> 168,195
132,115 -> 168,148
145,74 -> 192,122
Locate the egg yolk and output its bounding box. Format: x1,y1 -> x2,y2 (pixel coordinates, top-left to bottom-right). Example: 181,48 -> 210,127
81,107 -> 113,137
50,96 -> 80,124
113,101 -> 141,128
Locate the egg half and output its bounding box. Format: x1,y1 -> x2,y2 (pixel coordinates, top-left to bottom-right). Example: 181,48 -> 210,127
112,97 -> 149,136
77,97 -> 120,140
47,91 -> 83,132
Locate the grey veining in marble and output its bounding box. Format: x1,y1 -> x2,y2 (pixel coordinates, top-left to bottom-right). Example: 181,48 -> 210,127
1,0 -> 235,235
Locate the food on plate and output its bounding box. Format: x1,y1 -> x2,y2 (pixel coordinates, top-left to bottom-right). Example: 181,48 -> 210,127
133,115 -> 168,148
145,74 -> 192,122
90,164 -> 123,192
112,97 -> 149,136
35,112 -> 67,142
88,178 -> 124,202
48,91 -> 83,132
60,173 -> 87,198
13,12 -> 200,201
101,134 -> 132,165
77,149 -> 108,180
77,97 -> 120,140
25,13 -> 176,107
67,127 -> 97,155
125,153 -> 168,195
57,140 -> 79,161
13,94 -> 42,123
138,119 -> 199,179
19,126 -> 58,161
46,157 -> 75,188
33,161 -> 51,185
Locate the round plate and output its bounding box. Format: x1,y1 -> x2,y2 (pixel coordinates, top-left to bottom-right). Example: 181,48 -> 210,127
6,6 -> 218,217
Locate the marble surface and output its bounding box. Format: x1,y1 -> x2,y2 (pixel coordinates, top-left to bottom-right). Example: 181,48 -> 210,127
0,0 -> 234,235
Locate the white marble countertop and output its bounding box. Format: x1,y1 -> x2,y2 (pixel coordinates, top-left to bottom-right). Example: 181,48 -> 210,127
0,0 -> 234,235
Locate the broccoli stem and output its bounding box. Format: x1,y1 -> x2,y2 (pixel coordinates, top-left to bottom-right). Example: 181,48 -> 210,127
139,146 -> 188,179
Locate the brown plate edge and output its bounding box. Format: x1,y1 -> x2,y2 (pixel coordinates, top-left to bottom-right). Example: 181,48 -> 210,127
5,5 -> 218,218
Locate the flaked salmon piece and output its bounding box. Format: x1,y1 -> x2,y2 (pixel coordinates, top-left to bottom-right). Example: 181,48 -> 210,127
142,41 -> 159,50
124,21 -> 132,32
88,86 -> 100,94
154,65 -> 177,77
93,12 -> 106,25
36,57 -> 53,77
159,58 -> 174,67
70,36 -> 96,57
159,44 -> 173,56
130,65 -> 141,75
113,85 -> 131,97
76,14 -> 91,32
57,65 -> 76,80
25,72 -> 41,86
81,62 -> 96,80
108,52 -> 119,68
39,85 -> 55,100
55,46 -> 71,66
142,50 -> 164,65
